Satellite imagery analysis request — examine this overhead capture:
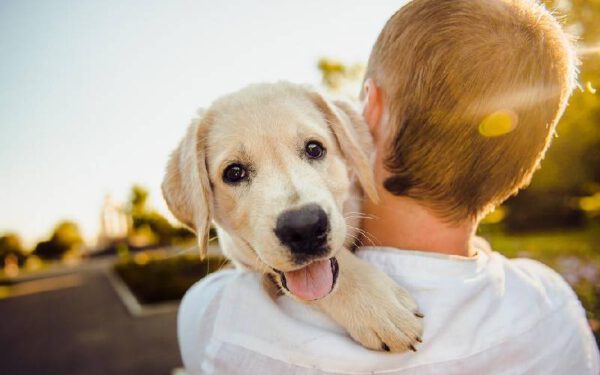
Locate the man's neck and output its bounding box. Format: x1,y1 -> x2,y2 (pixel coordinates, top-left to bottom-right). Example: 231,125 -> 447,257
361,192 -> 477,257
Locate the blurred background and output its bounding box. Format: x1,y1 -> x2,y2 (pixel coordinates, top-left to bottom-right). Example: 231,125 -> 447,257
0,0 -> 598,374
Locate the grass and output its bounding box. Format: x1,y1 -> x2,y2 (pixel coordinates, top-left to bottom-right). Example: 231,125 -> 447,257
479,223 -> 600,261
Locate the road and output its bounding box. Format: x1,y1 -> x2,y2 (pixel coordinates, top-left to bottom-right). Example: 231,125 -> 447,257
0,263 -> 182,375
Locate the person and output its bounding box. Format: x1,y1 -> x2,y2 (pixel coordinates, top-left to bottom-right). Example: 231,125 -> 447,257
178,0 -> 600,373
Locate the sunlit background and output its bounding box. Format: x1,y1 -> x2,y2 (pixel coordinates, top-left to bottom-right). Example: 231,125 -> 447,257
1,0 -> 599,374
0,0 -> 401,246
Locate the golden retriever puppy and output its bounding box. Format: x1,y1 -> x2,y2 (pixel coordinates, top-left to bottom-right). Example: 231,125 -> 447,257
162,81 -> 423,352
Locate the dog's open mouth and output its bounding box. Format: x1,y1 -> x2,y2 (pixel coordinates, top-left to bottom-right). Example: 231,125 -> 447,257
275,258 -> 339,301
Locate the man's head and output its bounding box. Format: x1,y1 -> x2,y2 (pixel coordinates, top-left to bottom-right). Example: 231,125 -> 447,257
362,0 -> 577,222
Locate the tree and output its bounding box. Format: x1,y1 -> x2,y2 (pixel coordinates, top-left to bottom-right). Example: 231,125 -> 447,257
127,185 -> 194,246
0,233 -> 26,266
130,184 -> 149,213
317,57 -> 365,95
34,221 -> 83,260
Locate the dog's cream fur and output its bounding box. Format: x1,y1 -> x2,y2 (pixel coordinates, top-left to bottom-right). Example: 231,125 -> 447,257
162,82 -> 422,352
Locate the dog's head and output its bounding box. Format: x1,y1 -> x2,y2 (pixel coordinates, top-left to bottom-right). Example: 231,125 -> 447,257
162,82 -> 377,300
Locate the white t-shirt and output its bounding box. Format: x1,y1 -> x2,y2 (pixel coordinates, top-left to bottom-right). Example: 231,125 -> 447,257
178,237 -> 600,374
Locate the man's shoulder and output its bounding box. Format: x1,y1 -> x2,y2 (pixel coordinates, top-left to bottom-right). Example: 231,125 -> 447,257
178,269 -> 259,373
181,268 -> 245,303
179,269 -> 259,328
177,250 -> 599,375
495,253 -> 579,309
497,254 -> 599,372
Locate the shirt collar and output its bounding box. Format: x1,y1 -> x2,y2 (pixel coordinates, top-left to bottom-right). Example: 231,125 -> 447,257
355,236 -> 492,279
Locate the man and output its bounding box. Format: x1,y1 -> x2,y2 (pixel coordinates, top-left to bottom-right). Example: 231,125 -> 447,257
178,0 -> 600,373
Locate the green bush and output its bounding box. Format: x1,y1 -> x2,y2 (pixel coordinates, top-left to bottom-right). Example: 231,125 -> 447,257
504,191 -> 586,233
114,253 -> 228,304
33,221 -> 83,260
0,233 -> 27,266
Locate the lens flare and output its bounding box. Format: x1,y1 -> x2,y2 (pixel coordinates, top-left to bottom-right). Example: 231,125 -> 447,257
478,110 -> 518,138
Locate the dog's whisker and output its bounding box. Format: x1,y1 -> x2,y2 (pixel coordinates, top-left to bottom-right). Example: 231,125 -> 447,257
344,210 -> 374,217
347,233 -> 366,248
345,226 -> 372,248
357,228 -> 379,247
216,256 -> 230,272
345,216 -> 376,222
344,214 -> 372,219
345,223 -> 379,247
344,211 -> 379,221
167,244 -> 198,257
363,233 -> 378,247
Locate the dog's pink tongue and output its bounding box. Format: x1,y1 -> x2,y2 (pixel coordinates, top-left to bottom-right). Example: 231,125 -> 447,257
284,259 -> 333,301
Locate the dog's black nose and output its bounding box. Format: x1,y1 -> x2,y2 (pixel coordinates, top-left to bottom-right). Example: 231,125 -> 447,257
274,204 -> 330,258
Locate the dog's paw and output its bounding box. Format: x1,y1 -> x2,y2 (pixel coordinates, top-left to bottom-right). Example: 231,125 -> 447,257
343,279 -> 424,353
314,250 -> 423,353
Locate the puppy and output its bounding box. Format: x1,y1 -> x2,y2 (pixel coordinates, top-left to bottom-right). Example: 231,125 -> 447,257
162,81 -> 423,352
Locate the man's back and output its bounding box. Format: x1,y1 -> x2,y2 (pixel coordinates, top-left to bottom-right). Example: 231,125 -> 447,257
178,238 -> 599,374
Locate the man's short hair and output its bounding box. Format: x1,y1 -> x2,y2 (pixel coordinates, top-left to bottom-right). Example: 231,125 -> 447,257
365,0 -> 578,221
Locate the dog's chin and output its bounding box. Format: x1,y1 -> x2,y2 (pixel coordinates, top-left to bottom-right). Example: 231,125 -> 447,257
273,257 -> 339,301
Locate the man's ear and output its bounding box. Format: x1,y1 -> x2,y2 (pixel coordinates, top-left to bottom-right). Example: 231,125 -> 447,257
362,78 -> 384,142
162,113 -> 213,258
308,90 -> 379,204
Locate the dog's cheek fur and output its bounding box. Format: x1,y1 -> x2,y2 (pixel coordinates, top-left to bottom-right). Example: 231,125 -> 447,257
320,155 -> 352,254
325,155 -> 352,207
213,188 -> 249,233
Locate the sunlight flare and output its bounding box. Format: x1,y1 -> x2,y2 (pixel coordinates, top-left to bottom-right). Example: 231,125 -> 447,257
478,110 -> 518,137
577,45 -> 600,57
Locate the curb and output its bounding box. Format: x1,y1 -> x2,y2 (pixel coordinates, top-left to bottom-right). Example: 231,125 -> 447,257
104,269 -> 179,317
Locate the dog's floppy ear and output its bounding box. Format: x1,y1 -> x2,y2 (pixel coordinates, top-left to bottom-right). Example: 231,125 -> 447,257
308,91 -> 379,203
162,113 -> 213,258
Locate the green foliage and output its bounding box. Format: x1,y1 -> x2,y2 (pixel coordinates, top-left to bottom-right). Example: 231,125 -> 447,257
33,221 -> 83,260
114,253 -> 227,304
127,185 -> 194,246
503,191 -> 586,232
51,221 -> 83,247
130,184 -> 149,213
0,233 -> 26,266
317,57 -> 365,94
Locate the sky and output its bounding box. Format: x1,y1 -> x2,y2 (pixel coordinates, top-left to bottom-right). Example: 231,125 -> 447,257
0,0 -> 406,246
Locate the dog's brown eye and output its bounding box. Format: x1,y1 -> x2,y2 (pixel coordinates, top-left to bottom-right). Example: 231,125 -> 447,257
305,141 -> 326,160
223,164 -> 247,184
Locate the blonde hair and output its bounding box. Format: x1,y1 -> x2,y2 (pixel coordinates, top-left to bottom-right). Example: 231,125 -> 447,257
366,0 -> 577,221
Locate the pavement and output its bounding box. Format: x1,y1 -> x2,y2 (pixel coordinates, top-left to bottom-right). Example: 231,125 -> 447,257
0,259 -> 183,375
